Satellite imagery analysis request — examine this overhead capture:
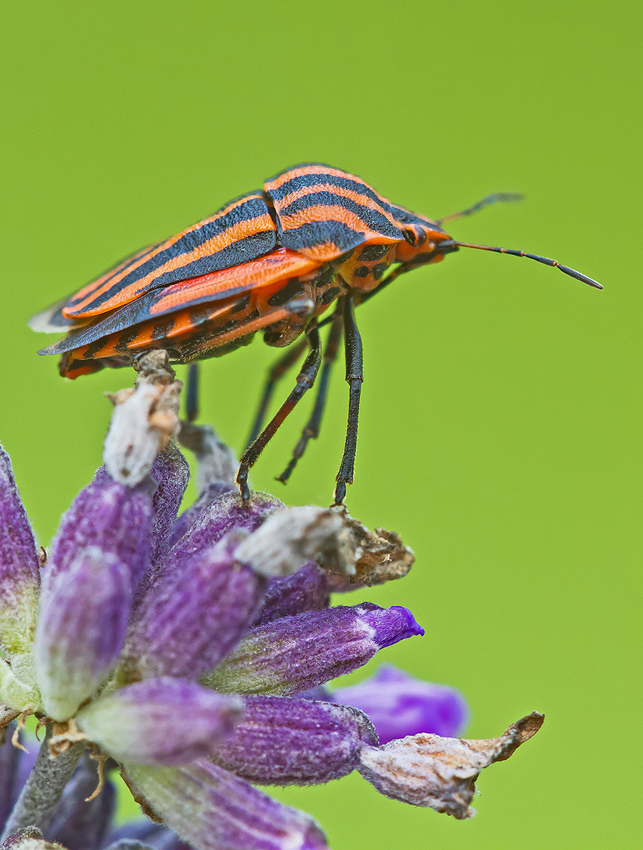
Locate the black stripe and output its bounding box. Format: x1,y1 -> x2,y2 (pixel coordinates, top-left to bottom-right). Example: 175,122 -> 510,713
277,191 -> 403,241
114,326 -> 144,353
279,221 -> 367,254
152,316 -> 176,340
359,244 -> 390,261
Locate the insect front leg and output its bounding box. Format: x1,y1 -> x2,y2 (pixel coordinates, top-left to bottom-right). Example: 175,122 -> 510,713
333,294 -> 363,506
276,300 -> 344,484
236,320 -> 322,503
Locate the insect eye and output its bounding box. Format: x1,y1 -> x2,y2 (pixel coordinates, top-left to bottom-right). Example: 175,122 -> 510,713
403,227 -> 418,246
404,227 -> 428,248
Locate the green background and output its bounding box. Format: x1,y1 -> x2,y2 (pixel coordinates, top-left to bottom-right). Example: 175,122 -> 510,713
2,1 -> 641,847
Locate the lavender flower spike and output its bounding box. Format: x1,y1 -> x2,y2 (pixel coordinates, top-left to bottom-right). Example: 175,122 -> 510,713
75,678 -> 242,765
331,664 -> 469,743
34,547 -> 132,721
0,444 -> 40,659
124,760 -> 329,850
205,603 -> 424,696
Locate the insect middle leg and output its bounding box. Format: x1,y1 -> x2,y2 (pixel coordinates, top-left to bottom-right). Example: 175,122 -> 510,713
237,320 -> 322,502
276,300 -> 344,484
244,337 -> 309,449
333,294 -> 363,506
185,362 -> 200,423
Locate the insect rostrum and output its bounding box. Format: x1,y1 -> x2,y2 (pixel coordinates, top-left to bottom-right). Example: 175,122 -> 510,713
30,164 -> 602,503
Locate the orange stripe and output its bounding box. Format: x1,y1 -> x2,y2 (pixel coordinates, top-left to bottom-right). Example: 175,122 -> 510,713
149,248 -> 318,316
65,212 -> 274,318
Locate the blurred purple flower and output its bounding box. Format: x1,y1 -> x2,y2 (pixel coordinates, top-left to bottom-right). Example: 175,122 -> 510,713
331,665 -> 469,743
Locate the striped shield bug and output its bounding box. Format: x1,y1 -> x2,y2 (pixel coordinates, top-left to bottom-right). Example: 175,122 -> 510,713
30,164 -> 602,504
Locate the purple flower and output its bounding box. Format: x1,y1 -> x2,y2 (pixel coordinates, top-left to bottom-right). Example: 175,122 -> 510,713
0,425 -> 542,850
205,604 -> 423,696
331,664 -> 470,743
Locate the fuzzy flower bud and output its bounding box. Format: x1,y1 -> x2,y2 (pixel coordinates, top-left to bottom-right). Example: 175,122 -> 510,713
35,547 -> 132,721
76,678 -> 242,765
204,603 -> 424,696
0,445 -> 40,657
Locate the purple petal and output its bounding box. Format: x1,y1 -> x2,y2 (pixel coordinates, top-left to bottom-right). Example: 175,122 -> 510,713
252,562 -> 329,626
46,752 -> 115,850
0,444 -> 40,654
137,491 -> 279,602
124,760 -> 329,850
205,603 -> 424,696
120,537 -> 266,683
360,605 -> 424,648
35,547 -> 132,721
48,469 -> 154,588
149,443 -> 190,565
76,678 -> 242,765
214,695 -> 377,784
331,664 -> 469,743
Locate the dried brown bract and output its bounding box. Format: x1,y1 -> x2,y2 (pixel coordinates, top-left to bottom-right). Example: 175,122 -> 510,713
358,711 -> 544,819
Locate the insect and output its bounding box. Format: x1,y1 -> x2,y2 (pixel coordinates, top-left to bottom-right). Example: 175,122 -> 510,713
30,163 -> 602,504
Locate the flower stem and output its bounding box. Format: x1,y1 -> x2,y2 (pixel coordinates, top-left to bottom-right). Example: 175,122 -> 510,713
0,725 -> 86,840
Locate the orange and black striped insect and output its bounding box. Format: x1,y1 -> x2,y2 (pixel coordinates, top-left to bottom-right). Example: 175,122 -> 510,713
30,164 -> 602,504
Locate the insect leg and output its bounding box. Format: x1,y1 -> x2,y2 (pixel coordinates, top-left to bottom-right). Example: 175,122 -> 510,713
276,301 -> 344,484
185,363 -> 200,423
245,337 -> 309,449
237,321 -> 322,502
333,294 -> 363,506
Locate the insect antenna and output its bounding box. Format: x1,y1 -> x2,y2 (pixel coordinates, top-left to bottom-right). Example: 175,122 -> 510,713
443,240 -> 603,289
437,193 -> 523,225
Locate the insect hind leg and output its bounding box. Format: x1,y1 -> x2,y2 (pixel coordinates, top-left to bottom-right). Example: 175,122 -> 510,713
276,301 -> 344,485
237,321 -> 322,502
